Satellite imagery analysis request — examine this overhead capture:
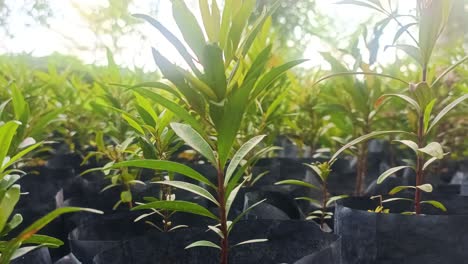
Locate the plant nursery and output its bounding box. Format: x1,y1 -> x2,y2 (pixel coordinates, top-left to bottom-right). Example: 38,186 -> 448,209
0,0 -> 467,263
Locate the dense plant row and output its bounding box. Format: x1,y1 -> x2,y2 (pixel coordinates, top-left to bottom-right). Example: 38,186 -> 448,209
0,0 -> 467,263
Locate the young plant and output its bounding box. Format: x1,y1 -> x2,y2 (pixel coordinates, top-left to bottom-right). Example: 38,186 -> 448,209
275,130 -> 402,228
361,0 -> 468,214
367,195 -> 390,214
112,0 -> 306,263
81,134 -> 143,210
0,120 -> 102,264
114,91 -> 186,231
276,162 -> 348,231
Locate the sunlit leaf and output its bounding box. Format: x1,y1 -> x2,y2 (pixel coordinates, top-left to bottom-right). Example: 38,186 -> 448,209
377,166 -> 411,184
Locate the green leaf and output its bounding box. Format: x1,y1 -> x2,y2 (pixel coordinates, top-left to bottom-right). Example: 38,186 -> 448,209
1,214 -> 22,236
330,131 -> 404,164
295,197 -> 321,208
230,199 -> 266,232
201,44 -> 227,100
416,184 -> 433,193
423,156 -> 439,171
418,0 -> 453,67
303,163 -> 326,182
232,239 -> 268,247
121,113 -> 145,135
2,142 -> 42,171
313,72 -> 409,87
180,68 -> 218,100
207,225 -> 224,239
128,81 -> 181,99
0,99 -> 11,118
1,207 -> 103,262
377,166 -> 411,184
170,123 -> 216,165
252,59 -> 308,99
199,0 -> 215,42
132,14 -> 202,76
134,88 -> 205,135
378,94 -> 421,114
225,135 -> 265,186
427,94 -> 468,133
134,93 -> 159,126
23,234 -> 63,248
172,0 -> 206,59
151,49 -> 206,114
120,190 -> 132,203
389,185 -> 415,195
133,200 -> 218,220
0,185 -> 21,232
382,197 -> 413,203
418,142 -> 444,159
386,44 -> 422,65
423,99 -> 436,133
154,181 -> 219,206
275,179 -> 318,190
0,121 -> 21,172
225,181 -> 243,216
431,56 -> 468,88
185,240 -> 220,250
10,246 -> 42,260
216,79 -> 254,167
326,195 -> 349,207
394,140 -> 418,154
392,23 -> 417,44
420,200 -> 447,212
112,160 -> 215,188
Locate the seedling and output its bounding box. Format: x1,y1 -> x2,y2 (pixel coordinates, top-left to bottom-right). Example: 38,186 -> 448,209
112,0 -> 307,263
343,0 -> 468,214
0,120 -> 102,264
276,161 -> 348,231
367,195 -> 390,214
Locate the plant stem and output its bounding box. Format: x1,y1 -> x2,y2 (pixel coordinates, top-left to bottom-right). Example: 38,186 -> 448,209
355,124 -> 370,196
320,181 -> 328,229
217,161 -> 229,264
414,114 -> 424,214
355,143 -> 368,196
415,67 -> 428,214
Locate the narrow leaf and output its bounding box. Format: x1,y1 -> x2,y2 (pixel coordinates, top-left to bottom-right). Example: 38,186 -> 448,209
275,179 -> 318,190
377,166 -> 411,184
112,160 -> 215,188
225,135 -> 265,186
154,181 -> 219,206
133,200 -> 218,220
171,123 -> 216,165
185,240 -> 220,250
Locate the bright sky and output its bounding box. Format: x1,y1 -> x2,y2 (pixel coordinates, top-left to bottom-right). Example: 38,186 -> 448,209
0,0 -> 415,71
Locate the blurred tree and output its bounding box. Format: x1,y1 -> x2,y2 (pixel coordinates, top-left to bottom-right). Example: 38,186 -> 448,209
0,0 -> 52,37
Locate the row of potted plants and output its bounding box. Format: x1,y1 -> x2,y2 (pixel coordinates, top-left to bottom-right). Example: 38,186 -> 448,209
1,0 -> 467,263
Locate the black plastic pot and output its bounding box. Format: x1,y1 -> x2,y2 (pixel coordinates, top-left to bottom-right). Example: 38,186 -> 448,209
68,211 -> 210,264
68,212 -> 155,264
11,247 -> 52,264
93,220 -> 340,264
335,196 -> 468,264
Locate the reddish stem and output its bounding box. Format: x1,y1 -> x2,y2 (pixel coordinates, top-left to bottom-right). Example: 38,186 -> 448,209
217,161 -> 229,264
414,114 -> 425,214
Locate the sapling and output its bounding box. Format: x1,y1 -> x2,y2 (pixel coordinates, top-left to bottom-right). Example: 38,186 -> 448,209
275,130 -> 402,230
0,119 -> 102,264
276,162 -> 348,231
112,0 -> 307,263
81,134 -> 143,210
346,0 -> 468,214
